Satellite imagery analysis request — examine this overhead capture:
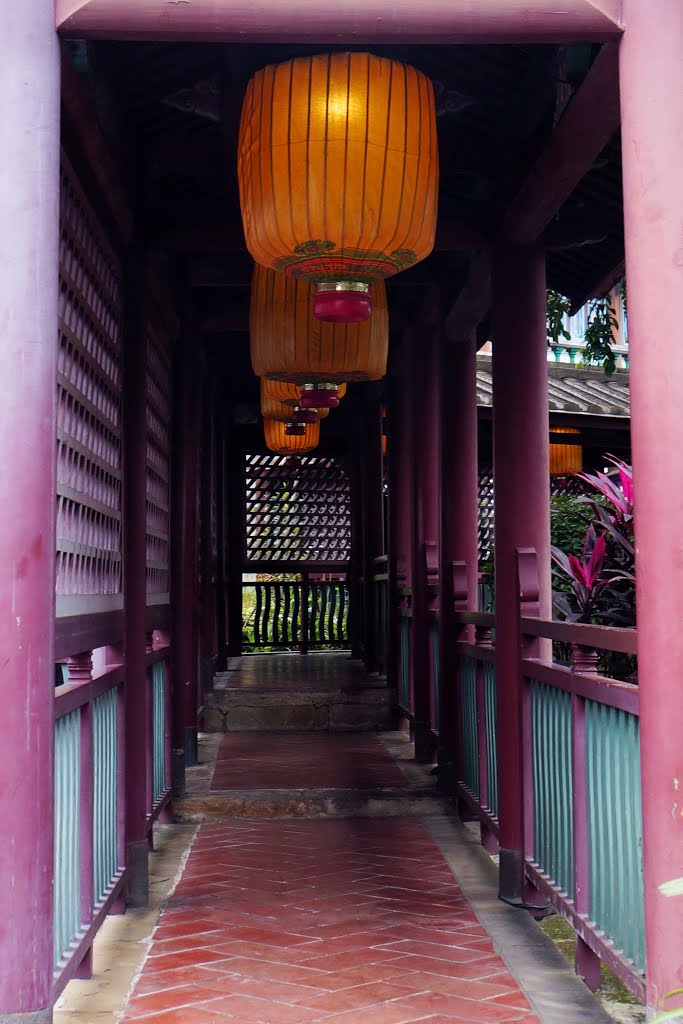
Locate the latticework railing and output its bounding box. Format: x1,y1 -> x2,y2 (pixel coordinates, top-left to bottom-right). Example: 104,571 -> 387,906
245,454 -> 351,562
145,323 -> 171,598
56,154 -> 123,610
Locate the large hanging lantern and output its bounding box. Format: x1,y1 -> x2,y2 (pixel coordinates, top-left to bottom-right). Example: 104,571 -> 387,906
238,52 -> 438,323
251,265 -> 387,406
264,417 -> 320,455
549,427 -> 583,476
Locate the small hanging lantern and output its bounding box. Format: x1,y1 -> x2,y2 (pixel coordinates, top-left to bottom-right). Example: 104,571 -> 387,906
264,417 -> 320,455
549,427 -> 583,476
238,52 -> 438,323
250,265 -> 387,407
259,377 -> 345,421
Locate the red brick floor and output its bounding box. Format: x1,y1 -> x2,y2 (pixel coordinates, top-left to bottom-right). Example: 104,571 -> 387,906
210,734 -> 407,791
121,817 -> 540,1024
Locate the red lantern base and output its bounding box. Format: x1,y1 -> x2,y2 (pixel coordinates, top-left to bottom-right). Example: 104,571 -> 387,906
285,422 -> 306,436
293,408 -> 319,424
299,387 -> 340,410
313,289 -> 371,323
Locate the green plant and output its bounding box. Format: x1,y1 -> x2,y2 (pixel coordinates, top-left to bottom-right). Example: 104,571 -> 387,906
546,290 -> 572,345
550,493 -> 595,557
583,294 -> 620,376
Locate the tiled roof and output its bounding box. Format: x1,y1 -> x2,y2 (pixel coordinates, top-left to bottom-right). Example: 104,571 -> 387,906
476,356 -> 630,417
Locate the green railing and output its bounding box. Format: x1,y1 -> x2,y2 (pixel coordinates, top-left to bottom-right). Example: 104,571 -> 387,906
430,618 -> 440,733
586,701 -> 645,971
531,682 -> 574,899
54,708 -> 82,967
398,613 -> 411,712
151,660 -> 167,806
460,654 -> 479,796
93,687 -> 119,905
483,661 -> 498,818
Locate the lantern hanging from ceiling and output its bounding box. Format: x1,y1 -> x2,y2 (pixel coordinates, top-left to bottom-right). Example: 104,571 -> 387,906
259,377 -> 346,421
238,51 -> 439,323
549,427 -> 582,476
251,265 -> 387,407
264,416 -> 320,455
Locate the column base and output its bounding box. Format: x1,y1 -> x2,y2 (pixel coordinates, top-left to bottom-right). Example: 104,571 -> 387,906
126,839 -> 149,908
0,1011 -> 52,1023
499,848 -> 549,913
414,721 -> 437,764
436,749 -> 455,796
172,747 -> 186,799
185,725 -> 198,768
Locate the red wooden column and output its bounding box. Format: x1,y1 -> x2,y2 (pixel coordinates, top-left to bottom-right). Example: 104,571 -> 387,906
491,242 -> 551,905
0,3 -> 59,1019
122,250 -> 151,906
438,331 -> 479,789
620,0 -> 683,1009
225,429 -> 245,658
361,398 -> 385,673
387,342 -> 414,706
348,423 -> 365,660
170,305 -> 201,792
411,323 -> 441,763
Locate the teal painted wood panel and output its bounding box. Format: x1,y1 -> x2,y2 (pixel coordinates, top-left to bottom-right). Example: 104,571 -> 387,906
484,662 -> 498,818
54,709 -> 82,967
586,700 -> 645,971
152,661 -> 167,805
531,682 -> 574,898
460,655 -> 479,796
93,687 -> 119,904
399,618 -> 410,709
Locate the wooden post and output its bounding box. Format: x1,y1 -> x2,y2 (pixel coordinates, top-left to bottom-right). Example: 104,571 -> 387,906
122,248 -> 151,906
362,400 -> 385,673
0,3 -> 59,1018
225,429 -> 245,658
620,0 -> 683,1009
491,242 -> 551,906
438,331 -> 479,792
170,294 -> 201,793
411,324 -> 441,763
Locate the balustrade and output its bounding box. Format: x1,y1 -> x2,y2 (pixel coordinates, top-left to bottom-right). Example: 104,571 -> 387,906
242,573 -> 349,652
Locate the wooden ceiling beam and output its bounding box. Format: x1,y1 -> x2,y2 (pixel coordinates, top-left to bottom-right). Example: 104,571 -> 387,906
568,256 -> 625,313
504,41 -> 622,245
57,0 -> 623,42
444,251 -> 490,343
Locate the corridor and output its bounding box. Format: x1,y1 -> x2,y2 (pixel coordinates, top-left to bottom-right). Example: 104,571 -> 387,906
53,655 -> 612,1024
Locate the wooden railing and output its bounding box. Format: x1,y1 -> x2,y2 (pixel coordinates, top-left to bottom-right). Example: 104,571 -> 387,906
242,575 -> 349,652
52,610 -> 171,1000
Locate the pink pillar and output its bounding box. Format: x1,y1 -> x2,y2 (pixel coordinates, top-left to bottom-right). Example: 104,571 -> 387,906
491,242 -> 551,904
170,315 -> 201,791
122,251 -> 150,907
411,324 -> 441,763
0,3 -> 59,1018
387,342 -> 414,707
438,332 -> 479,788
620,0 -> 683,1008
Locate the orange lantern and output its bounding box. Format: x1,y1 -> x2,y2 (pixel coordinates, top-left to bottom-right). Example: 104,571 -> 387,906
238,52 -> 438,323
264,417 -> 320,455
250,265 -> 387,407
549,427 -> 583,476
259,377 -> 345,421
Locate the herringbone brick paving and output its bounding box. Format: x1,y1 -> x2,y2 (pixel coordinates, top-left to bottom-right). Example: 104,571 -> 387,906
121,816 -> 540,1024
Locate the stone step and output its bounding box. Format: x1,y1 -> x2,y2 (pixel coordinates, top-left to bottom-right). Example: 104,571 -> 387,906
173,785 -> 445,821
202,679 -> 393,732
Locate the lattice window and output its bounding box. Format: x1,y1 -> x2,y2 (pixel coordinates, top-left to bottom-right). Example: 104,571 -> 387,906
56,155 -> 123,602
145,324 -> 171,597
246,455 -> 351,562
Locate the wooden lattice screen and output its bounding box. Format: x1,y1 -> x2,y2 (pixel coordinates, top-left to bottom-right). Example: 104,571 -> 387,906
145,323 -> 171,599
56,154 -> 123,611
245,454 -> 351,562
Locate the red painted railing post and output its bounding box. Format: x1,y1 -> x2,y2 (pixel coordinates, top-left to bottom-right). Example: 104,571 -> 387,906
491,241 -> 551,908
620,1 -> 683,1008
438,331 -> 479,791
0,4 -> 59,1017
